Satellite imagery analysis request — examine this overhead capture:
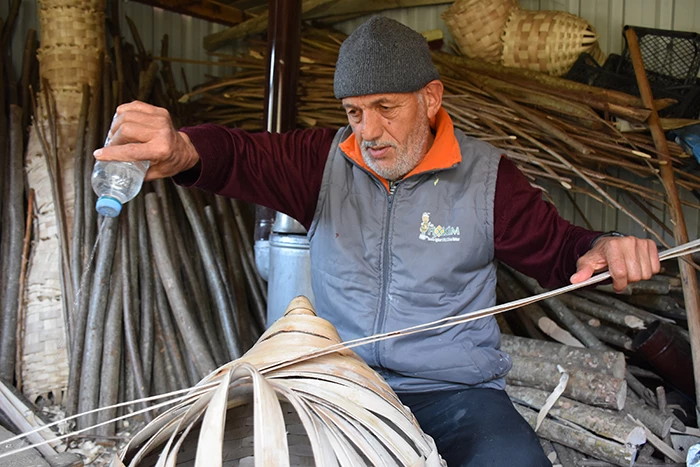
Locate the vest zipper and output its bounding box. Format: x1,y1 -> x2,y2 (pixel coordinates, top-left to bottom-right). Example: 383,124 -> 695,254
374,180 -> 399,368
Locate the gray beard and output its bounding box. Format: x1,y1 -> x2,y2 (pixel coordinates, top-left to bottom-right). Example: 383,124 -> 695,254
360,116 -> 430,181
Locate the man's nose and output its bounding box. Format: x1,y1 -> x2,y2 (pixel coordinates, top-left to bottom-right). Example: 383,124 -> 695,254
360,110 -> 383,142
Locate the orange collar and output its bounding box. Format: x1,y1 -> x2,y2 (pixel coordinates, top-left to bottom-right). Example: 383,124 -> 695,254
338,107 -> 461,191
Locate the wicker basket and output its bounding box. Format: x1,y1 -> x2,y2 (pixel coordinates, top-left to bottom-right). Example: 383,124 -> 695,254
442,0 -> 518,62
588,40 -> 606,65
37,0 -> 105,119
118,297 -> 445,466
501,8 -> 599,76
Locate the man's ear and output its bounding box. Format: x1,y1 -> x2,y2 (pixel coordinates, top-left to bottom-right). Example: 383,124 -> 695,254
422,80 -> 444,119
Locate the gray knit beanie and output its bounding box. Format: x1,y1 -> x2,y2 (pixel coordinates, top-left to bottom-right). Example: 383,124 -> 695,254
333,16 -> 440,99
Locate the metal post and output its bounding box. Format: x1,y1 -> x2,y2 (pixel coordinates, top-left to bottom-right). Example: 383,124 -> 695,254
256,0 -> 315,325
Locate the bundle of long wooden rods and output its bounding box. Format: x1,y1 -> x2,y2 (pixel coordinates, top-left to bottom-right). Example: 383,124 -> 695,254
0,11 -> 266,454
61,19 -> 268,437
0,0 -> 37,390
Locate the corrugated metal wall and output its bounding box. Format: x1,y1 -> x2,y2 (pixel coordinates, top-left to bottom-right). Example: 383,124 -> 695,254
3,0 -> 699,241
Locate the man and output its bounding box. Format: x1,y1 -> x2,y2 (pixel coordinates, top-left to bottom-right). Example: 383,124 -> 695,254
95,15 -> 659,467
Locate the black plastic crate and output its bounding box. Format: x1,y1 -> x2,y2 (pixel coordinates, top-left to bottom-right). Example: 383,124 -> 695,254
564,52 -> 700,119
619,25 -> 700,87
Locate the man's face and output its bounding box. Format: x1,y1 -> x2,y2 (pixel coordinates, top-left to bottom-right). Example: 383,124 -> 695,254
342,91 -> 432,181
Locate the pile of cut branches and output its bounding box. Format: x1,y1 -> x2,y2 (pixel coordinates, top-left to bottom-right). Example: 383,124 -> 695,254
184,26 -> 698,249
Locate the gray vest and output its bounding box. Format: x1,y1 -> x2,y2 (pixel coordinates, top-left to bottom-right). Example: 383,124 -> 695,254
308,126 -> 512,392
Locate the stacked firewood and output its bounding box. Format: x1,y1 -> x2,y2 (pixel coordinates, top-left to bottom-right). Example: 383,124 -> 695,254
503,334 -> 645,466
498,263 -> 695,466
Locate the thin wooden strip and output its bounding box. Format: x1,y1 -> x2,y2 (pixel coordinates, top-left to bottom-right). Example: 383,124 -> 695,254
288,380 -> 418,464
270,382 -> 339,467
232,363 -> 290,467
312,403 -> 396,467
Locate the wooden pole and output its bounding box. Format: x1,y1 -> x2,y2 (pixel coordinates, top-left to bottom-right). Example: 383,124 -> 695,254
624,27 -> 700,410
14,189 -> 34,391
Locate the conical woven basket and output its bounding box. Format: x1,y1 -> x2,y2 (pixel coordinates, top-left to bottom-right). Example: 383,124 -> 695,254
501,8 -> 599,76
115,297 -> 445,466
441,0 -> 518,62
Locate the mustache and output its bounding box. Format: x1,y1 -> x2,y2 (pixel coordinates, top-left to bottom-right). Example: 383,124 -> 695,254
361,140 -> 396,150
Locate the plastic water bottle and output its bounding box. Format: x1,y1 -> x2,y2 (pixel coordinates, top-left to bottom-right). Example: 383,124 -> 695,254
91,160 -> 150,217
688,442 -> 700,467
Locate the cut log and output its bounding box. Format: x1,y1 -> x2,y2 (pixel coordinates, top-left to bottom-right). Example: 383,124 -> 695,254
0,425 -> 49,467
511,270 -> 606,349
577,290 -> 673,325
595,279 -> 672,295
507,355 -> 627,410
507,385 -> 645,446
558,294 -> 645,330
501,334 -> 625,378
552,442 -> 587,467
514,405 -> 637,467
498,268 -> 583,346
584,322 -> 634,350
625,294 -> 687,321
624,397 -> 674,439
571,310 -> 601,327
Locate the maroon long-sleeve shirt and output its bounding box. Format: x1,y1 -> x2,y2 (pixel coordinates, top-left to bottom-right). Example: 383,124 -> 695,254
175,124 -> 601,288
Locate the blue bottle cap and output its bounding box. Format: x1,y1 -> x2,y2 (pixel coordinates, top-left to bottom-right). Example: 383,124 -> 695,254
96,196 -> 122,217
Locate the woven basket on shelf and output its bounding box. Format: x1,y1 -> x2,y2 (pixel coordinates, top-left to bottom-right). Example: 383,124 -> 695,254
501,8 -> 599,76
441,0 -> 518,62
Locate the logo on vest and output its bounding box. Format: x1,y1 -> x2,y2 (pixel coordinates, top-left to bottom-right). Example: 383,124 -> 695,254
419,212 -> 460,243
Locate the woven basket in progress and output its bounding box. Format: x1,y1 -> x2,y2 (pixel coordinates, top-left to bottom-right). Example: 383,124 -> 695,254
115,296 -> 445,466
